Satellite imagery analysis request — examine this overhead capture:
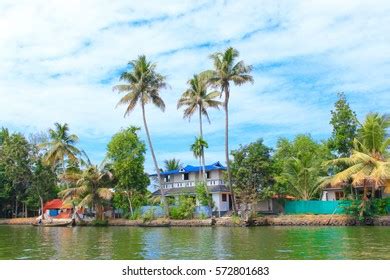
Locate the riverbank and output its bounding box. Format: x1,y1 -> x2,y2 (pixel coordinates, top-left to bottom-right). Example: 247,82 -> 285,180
2,215 -> 390,226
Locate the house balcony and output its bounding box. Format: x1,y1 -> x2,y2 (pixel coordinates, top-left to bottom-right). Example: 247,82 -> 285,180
162,179 -> 225,189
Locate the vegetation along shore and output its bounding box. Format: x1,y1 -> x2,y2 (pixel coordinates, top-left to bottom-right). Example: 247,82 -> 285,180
1,47 -> 389,226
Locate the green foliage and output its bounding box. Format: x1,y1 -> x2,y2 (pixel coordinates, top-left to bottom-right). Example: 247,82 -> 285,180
59,165 -> 113,220
163,158 -> 182,171
107,126 -> 149,213
274,135 -> 331,200
230,139 -> 275,206
0,132 -> 32,217
27,159 -> 58,209
195,182 -> 213,207
169,196 -> 196,219
231,214 -> 241,225
328,93 -> 358,157
372,198 -> 390,215
41,123 -> 80,172
142,208 -> 156,222
128,208 -> 142,220
355,113 -> 390,155
90,219 -> 109,227
198,212 -> 208,220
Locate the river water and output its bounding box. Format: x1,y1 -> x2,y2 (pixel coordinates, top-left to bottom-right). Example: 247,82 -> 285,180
0,225 -> 389,259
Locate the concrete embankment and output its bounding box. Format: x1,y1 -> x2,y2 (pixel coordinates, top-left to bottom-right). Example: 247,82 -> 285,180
2,215 -> 390,226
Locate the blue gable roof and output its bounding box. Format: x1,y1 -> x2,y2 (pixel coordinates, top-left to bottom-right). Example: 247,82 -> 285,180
160,161 -> 226,176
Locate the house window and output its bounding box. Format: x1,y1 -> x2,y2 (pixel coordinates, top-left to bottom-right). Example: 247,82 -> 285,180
164,175 -> 170,182
222,193 -> 227,202
183,173 -> 189,180
206,171 -> 210,179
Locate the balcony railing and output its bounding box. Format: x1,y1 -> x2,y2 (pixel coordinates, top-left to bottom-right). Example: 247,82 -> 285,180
162,179 -> 225,189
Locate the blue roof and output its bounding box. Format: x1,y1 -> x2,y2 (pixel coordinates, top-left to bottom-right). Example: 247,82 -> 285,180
160,161 -> 226,176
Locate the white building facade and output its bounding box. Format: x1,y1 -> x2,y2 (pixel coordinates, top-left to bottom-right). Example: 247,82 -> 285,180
151,162 -> 232,214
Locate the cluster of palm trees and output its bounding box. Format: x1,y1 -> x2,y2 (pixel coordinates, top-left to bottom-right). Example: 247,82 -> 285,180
325,113 -> 390,216
39,123 -> 113,220
113,47 -> 253,214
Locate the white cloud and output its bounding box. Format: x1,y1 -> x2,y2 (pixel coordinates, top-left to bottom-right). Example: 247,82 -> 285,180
0,0 -> 389,172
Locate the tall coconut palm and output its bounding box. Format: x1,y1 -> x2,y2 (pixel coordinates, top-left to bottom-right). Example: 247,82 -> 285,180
59,164 -> 113,221
208,47 -> 253,213
164,158 -> 182,171
177,73 -> 221,182
113,55 -> 169,215
355,113 -> 390,156
325,149 -> 390,216
191,136 -> 209,184
41,123 -> 80,173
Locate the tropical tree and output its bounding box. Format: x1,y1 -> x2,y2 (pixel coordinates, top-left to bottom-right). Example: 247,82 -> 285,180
59,164 -> 113,220
113,55 -> 169,215
164,158 -> 182,171
328,93 -> 358,157
325,150 -> 390,216
41,123 -> 80,173
177,73 -> 221,181
0,133 -> 32,217
355,113 -> 390,156
208,47 -> 253,213
106,126 -> 149,216
190,136 -> 209,176
325,113 -> 390,216
230,139 -> 275,209
274,135 -> 331,200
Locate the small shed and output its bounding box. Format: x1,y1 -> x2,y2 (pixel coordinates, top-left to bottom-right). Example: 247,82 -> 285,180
43,199 -> 73,218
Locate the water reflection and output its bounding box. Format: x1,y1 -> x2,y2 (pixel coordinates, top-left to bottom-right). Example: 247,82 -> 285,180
0,226 -> 389,260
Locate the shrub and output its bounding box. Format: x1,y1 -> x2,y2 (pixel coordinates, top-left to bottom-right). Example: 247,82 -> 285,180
128,208 -> 142,220
169,196 -> 195,219
90,220 -> 108,227
142,208 -> 155,223
372,198 -> 390,215
195,183 -> 213,207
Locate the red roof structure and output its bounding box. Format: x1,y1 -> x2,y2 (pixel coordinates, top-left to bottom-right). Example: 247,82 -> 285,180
43,199 -> 72,213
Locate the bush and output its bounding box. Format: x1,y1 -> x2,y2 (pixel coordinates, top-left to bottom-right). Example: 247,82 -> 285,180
127,208 -> 141,220
372,198 -> 390,215
195,183 -> 213,207
90,220 -> 108,227
169,196 -> 195,219
142,208 -> 155,223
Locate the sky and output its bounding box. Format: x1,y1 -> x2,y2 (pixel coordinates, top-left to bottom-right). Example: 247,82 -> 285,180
0,0 -> 389,173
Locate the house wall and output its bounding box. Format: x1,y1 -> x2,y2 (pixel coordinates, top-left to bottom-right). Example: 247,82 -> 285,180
321,190 -> 337,201
212,193 -> 230,212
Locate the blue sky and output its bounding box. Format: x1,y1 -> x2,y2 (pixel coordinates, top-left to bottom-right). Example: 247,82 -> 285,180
0,0 -> 389,172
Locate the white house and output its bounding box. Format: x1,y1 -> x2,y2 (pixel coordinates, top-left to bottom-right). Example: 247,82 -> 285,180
151,161 -> 233,215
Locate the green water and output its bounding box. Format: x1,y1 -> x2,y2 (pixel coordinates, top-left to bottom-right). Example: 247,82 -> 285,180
0,225 -> 389,259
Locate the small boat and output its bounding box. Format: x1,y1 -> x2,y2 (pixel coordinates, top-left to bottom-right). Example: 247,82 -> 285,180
32,220 -> 74,227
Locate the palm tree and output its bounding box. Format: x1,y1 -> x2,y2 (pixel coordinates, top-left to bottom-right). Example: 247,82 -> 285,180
190,136 -> 209,180
113,55 -> 169,215
208,47 -> 253,213
325,149 -> 390,216
41,123 -> 80,173
355,113 -> 390,156
164,158 -> 182,171
59,164 -> 113,220
177,73 -> 221,182
283,157 -> 324,200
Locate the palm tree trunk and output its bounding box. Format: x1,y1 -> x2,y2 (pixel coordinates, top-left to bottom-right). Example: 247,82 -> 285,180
141,103 -> 169,217
360,180 -> 368,217
224,87 -> 237,213
199,108 -> 208,189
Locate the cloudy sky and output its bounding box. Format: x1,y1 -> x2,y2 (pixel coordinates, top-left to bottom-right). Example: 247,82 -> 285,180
1,0 -> 389,172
